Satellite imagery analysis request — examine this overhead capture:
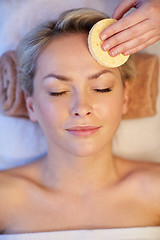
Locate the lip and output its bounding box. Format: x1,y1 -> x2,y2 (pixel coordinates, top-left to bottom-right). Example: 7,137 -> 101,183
66,126 -> 101,137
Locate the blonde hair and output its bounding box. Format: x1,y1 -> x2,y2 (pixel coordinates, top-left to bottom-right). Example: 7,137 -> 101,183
17,8 -> 135,96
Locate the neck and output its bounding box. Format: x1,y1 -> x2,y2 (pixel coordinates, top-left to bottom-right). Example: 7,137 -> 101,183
40,143 -> 118,196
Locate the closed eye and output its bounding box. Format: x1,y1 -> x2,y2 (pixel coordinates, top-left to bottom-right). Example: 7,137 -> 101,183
94,88 -> 112,93
49,91 -> 67,96
49,88 -> 112,97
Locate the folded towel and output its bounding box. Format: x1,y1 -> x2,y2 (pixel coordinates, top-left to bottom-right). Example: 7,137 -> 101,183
0,51 -> 28,118
123,53 -> 159,119
0,51 -> 159,119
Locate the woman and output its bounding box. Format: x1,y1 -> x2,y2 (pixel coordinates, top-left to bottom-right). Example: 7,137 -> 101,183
0,8 -> 160,238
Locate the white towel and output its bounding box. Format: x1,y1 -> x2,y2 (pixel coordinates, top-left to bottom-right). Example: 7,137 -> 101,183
1,227 -> 160,240
0,114 -> 47,169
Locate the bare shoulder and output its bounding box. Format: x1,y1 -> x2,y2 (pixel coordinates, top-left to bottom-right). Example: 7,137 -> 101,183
117,157 -> 160,190
0,160 -> 41,199
130,160 -> 160,199
116,156 -> 160,215
116,156 -> 160,178
0,161 -> 41,232
0,169 -> 20,232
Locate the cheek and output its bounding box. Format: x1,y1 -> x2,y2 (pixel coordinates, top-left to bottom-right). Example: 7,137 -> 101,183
96,91 -> 124,137
33,99 -> 61,131
111,94 -> 124,123
97,91 -> 124,117
112,93 -> 124,113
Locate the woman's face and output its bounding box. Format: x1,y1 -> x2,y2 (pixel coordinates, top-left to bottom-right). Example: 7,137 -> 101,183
26,33 -> 128,157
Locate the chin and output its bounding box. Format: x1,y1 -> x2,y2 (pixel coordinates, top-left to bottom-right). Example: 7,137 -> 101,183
67,143 -> 107,157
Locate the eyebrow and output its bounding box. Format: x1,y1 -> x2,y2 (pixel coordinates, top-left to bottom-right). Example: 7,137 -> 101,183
88,70 -> 114,80
43,69 -> 114,82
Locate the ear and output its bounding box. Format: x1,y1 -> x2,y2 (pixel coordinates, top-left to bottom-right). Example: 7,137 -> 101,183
24,93 -> 37,122
122,81 -> 129,115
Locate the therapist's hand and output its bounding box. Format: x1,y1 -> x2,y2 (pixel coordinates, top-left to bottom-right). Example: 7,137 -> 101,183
100,0 -> 160,56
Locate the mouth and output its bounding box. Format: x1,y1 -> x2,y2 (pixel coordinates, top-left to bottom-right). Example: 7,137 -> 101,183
66,126 -> 101,137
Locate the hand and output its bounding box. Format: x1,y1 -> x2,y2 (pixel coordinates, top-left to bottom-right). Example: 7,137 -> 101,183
100,0 -> 160,56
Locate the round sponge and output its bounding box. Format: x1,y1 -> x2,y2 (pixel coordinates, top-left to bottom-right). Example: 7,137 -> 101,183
88,19 -> 130,68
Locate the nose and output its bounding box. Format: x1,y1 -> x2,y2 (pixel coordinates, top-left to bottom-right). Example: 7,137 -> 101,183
70,91 -> 93,117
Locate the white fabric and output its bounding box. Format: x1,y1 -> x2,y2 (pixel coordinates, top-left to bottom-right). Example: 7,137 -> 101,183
0,115 -> 47,169
1,227 -> 160,240
0,0 -> 160,169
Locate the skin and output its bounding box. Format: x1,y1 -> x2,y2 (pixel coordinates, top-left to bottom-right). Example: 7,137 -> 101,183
0,33 -> 160,234
101,0 -> 160,56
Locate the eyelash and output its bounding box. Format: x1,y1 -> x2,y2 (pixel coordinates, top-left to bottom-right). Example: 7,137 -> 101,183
49,88 -> 112,97
94,88 -> 112,93
49,91 -> 67,96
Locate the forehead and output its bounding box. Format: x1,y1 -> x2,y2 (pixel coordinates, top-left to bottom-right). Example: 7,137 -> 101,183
37,33 -> 90,66
36,33 -> 120,77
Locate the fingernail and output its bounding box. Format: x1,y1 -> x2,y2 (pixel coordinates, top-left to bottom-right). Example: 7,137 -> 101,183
101,34 -> 108,41
110,51 -> 117,57
124,51 -> 129,56
103,44 -> 110,51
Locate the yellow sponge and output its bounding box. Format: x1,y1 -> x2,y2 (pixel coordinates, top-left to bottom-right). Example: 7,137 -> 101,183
88,19 -> 130,68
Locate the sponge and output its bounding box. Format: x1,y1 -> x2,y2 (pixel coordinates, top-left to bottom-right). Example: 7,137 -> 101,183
88,19 -> 130,68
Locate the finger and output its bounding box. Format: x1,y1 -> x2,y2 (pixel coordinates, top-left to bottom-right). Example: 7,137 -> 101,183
123,35 -> 160,55
102,19 -> 155,52
112,0 -> 137,19
100,8 -> 145,41
107,30 -> 160,56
